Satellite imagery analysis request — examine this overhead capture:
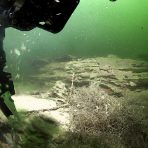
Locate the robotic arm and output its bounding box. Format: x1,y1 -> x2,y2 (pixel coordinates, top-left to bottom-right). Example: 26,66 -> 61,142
0,0 -> 80,117
3,0 -> 80,32
0,26 -> 17,117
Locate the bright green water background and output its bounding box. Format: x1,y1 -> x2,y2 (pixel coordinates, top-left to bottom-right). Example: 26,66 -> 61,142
3,0 -> 148,76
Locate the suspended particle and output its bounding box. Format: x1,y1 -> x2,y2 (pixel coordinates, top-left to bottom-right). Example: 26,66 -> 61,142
14,49 -> 21,56
15,73 -> 20,79
21,43 -> 27,51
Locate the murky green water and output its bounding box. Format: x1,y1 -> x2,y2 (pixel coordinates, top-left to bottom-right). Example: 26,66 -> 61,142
1,1 -> 148,147
4,0 -> 148,80
3,0 -> 147,90
5,0 -> 148,59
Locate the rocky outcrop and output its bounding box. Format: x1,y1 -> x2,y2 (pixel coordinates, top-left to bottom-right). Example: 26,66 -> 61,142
1,56 -> 148,147
27,56 -> 148,100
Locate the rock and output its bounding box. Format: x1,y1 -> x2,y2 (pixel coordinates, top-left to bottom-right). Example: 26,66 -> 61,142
90,73 -> 99,79
30,59 -> 48,69
12,95 -> 57,111
80,72 -> 90,78
4,133 -> 14,147
53,55 -> 76,62
0,122 -> 14,148
52,81 -> 68,98
129,81 -> 137,87
39,108 -> 70,130
74,80 -> 90,87
40,92 -> 50,99
0,141 -> 9,148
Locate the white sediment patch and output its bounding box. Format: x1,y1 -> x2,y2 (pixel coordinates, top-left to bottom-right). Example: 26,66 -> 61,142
12,95 -> 57,111
11,95 -> 70,129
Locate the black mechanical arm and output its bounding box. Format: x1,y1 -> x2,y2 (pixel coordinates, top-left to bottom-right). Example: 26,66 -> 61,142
5,0 -> 80,32
0,0 -> 80,117
0,26 -> 17,117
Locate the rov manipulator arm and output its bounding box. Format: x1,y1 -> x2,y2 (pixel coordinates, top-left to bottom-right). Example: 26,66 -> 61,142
0,27 -> 17,117
0,0 -> 80,117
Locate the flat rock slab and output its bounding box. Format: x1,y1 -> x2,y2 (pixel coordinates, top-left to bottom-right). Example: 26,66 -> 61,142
12,95 -> 70,129
12,95 -> 57,111
39,109 -> 70,129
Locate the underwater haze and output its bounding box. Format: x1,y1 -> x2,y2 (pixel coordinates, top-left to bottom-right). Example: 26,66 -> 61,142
5,0 -> 148,59
1,1 -> 148,147
2,0 -> 147,87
